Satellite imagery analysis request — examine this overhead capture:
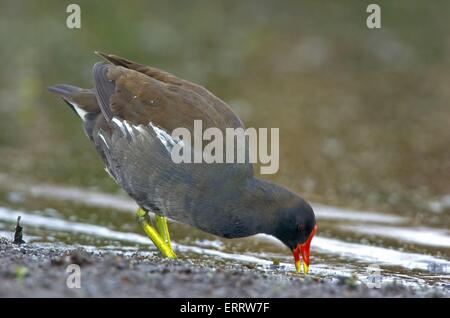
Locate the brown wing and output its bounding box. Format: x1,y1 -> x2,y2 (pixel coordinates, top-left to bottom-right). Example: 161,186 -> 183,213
93,52 -> 244,133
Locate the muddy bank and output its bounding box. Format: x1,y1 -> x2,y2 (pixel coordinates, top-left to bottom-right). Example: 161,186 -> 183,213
0,239 -> 445,298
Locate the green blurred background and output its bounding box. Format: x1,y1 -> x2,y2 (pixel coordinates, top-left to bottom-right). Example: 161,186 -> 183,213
0,0 -> 449,225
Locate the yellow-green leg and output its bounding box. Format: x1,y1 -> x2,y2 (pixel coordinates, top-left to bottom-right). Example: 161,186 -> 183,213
155,214 -> 176,257
136,208 -> 177,259
155,214 -> 172,247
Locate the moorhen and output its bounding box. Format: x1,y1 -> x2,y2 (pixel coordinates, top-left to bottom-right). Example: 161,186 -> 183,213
48,52 -> 317,273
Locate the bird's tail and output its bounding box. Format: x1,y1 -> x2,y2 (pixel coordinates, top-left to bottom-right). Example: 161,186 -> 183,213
48,84 -> 99,120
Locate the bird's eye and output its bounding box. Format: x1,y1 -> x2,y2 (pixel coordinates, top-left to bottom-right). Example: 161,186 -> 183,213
298,224 -> 305,232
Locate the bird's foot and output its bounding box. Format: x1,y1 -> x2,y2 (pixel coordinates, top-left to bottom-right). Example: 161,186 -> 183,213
136,208 -> 177,259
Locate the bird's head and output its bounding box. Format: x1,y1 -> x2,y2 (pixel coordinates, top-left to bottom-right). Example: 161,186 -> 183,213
272,200 -> 317,274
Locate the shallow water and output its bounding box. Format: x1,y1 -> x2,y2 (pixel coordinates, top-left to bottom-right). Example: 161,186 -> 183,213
0,1 -> 449,295
0,176 -> 448,293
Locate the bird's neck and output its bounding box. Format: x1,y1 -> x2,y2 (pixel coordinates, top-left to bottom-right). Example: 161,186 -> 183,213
235,178 -> 300,237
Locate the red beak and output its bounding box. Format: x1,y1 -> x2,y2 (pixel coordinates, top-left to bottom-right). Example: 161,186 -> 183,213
293,224 -> 317,274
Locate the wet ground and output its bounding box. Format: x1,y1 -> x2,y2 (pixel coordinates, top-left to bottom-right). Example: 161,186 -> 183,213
0,239 -> 445,298
0,174 -> 448,297
0,1 -> 449,297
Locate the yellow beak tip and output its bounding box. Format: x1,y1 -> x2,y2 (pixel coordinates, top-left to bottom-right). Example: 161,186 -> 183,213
295,261 -> 301,273
303,263 -> 309,275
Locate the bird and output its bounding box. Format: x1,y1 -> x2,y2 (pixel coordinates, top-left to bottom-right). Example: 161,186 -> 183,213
48,52 -> 317,273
